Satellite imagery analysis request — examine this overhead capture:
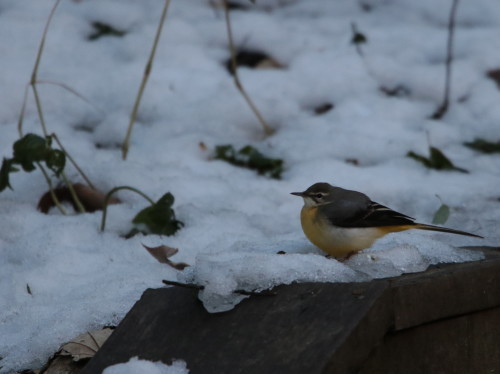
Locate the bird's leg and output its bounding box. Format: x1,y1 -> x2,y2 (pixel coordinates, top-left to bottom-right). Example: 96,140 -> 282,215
336,251 -> 357,262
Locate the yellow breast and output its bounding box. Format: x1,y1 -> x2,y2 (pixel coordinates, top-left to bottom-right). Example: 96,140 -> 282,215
299,206 -> 390,257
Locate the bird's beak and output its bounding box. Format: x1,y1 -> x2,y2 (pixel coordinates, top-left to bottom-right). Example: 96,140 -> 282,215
290,191 -> 305,197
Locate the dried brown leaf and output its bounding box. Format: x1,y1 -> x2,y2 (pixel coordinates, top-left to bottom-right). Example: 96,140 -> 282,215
199,141 -> 208,151
59,328 -> 114,361
142,244 -> 190,270
38,183 -> 121,213
254,57 -> 283,69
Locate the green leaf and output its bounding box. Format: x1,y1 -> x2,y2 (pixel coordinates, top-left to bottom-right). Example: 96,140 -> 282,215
464,138 -> 500,154
214,144 -> 284,179
0,158 -> 18,192
352,32 -> 367,45
132,192 -> 183,236
407,146 -> 468,173
12,134 -> 51,172
46,149 -> 66,176
350,22 -> 367,45
88,22 -> 126,41
429,147 -> 468,173
429,146 -> 456,169
215,145 -> 236,161
432,204 -> 450,224
407,151 -> 432,168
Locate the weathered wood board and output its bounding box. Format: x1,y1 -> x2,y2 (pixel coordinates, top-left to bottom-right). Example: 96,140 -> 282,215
81,247 -> 500,374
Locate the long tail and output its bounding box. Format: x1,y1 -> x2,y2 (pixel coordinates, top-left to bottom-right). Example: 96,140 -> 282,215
414,223 -> 483,238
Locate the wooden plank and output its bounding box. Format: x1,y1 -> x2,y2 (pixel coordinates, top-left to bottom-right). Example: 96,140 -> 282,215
81,281 -> 389,374
81,247 -> 500,373
322,282 -> 392,374
390,249 -> 500,330
358,307 -> 500,374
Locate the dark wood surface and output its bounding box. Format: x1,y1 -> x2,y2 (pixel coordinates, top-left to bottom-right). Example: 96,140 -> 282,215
390,249 -> 500,330
82,282 -> 389,374
359,307 -> 500,374
81,247 -> 500,374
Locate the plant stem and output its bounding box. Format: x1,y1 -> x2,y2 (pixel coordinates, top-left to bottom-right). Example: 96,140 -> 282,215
30,0 -> 61,136
121,0 -> 172,160
37,162 -> 67,215
100,186 -> 155,231
17,85 -> 30,137
431,0 -> 459,120
51,133 -> 96,190
223,0 -> 274,136
351,22 -> 364,57
60,171 -> 86,213
31,84 -> 48,137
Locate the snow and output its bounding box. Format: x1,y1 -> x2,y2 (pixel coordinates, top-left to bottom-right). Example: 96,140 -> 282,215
0,0 -> 499,372
103,357 -> 188,374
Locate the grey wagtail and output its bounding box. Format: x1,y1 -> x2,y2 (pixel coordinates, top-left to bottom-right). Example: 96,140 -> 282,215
291,182 -> 483,258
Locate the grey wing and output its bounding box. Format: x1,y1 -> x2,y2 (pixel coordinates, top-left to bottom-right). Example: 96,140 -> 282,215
322,189 -> 416,228
356,201 -> 416,227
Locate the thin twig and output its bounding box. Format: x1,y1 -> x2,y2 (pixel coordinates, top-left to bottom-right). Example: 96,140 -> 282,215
234,289 -> 277,297
122,0 -> 172,160
431,0 -> 459,120
100,186 -> 155,231
37,80 -> 103,114
223,0 -> 274,136
162,279 -> 277,297
51,133 -> 96,190
162,279 -> 203,290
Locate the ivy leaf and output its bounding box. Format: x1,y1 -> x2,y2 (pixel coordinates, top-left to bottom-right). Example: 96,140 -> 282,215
132,193 -> 183,236
0,158 -> 18,192
46,149 -> 66,176
12,134 -> 51,172
464,138 -> 500,154
407,146 -> 468,173
214,144 -> 284,179
432,203 -> 450,224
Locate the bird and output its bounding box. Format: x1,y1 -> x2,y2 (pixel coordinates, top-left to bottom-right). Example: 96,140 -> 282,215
291,182 -> 482,259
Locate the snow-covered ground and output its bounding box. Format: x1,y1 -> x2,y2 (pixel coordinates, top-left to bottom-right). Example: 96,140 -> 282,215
103,357 -> 188,374
1,0 -> 499,372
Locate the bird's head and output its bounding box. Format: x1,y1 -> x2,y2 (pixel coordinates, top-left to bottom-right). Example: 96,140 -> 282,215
291,182 -> 335,207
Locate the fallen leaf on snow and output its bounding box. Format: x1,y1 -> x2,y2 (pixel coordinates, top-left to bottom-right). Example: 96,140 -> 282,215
38,183 -> 121,213
59,327 -> 114,361
143,244 -> 190,270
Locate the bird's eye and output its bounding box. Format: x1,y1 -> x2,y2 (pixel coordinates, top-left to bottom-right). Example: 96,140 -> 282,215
315,193 -> 323,199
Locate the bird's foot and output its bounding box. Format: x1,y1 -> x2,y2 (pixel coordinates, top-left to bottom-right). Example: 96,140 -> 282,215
336,251 -> 357,262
